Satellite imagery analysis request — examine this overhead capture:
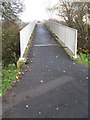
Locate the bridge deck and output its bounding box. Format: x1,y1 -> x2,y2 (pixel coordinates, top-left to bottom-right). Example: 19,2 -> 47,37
3,23 -> 88,118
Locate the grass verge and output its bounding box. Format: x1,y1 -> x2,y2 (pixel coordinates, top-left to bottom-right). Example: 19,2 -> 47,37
0,25 -> 36,96
0,63 -> 20,96
76,53 -> 90,66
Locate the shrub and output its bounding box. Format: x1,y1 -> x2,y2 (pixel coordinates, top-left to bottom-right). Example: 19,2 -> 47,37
77,53 -> 90,66
73,22 -> 88,54
2,22 -> 20,66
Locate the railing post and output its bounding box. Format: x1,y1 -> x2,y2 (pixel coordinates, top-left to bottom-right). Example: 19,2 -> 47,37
74,30 -> 77,59
19,31 -> 25,61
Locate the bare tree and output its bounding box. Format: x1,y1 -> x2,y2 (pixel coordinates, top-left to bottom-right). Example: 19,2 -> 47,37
1,0 -> 24,22
48,1 -> 89,53
48,2 -> 88,26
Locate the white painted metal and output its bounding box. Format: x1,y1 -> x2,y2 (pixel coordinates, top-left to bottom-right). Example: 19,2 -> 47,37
46,20 -> 77,58
20,21 -> 36,60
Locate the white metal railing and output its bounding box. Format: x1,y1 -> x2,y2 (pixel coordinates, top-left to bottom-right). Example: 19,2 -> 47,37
20,21 -> 36,60
46,20 -> 77,58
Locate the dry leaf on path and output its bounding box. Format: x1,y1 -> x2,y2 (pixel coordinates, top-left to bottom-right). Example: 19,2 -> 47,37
56,56 -> 58,58
22,72 -> 24,75
40,80 -> 43,83
18,72 -> 21,75
25,69 -> 28,72
26,105 -> 29,108
38,112 -> 41,115
56,108 -> 59,110
63,70 -> 65,73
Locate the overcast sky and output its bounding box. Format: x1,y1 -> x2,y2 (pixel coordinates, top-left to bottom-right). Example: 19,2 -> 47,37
19,0 -> 88,22
20,0 -> 51,22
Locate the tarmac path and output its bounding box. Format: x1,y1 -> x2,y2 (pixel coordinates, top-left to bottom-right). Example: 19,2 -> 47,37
2,23 -> 88,118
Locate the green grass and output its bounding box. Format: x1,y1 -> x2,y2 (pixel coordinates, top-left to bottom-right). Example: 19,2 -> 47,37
0,63 -> 20,96
77,53 -> 90,66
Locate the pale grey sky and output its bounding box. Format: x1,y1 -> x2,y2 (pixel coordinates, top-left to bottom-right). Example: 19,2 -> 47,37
19,0 -> 88,22
20,0 -> 50,22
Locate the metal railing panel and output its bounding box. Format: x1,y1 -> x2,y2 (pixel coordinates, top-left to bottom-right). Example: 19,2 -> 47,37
20,21 -> 36,60
46,20 -> 77,58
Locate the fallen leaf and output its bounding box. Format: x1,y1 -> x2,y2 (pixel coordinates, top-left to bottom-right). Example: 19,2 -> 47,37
18,76 -> 22,80
18,72 -> 21,75
56,108 -> 59,110
56,56 -> 58,58
31,60 -> 33,63
33,53 -> 35,56
63,70 -> 65,73
14,81 -> 16,84
38,112 -> 41,115
24,95 -> 30,101
22,72 -> 24,75
26,105 -> 29,108
40,80 -> 43,83
25,69 -> 28,72
16,76 -> 18,79
0,93 -> 2,97
13,94 -> 16,97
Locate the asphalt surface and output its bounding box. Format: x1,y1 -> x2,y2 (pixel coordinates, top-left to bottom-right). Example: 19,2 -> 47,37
2,23 -> 88,118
